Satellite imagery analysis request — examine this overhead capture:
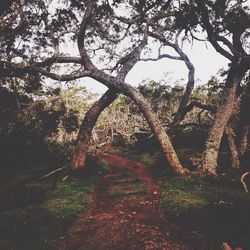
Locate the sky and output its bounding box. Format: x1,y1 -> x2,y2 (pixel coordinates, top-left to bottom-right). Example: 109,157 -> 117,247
50,0 -> 249,96
80,40 -> 229,95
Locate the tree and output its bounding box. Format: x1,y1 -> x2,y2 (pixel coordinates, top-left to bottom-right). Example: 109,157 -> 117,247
238,73 -> 250,157
72,89 -> 118,169
0,0 -> 189,174
2,0 -> 249,176
176,0 -> 250,175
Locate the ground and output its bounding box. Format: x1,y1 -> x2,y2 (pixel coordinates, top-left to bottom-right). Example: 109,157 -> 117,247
60,154 -> 204,250
1,149 -> 250,250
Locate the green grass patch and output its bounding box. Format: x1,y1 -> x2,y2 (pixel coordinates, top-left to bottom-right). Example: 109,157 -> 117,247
0,165 -> 99,250
43,177 -> 98,218
108,180 -> 146,200
158,175 -> 250,218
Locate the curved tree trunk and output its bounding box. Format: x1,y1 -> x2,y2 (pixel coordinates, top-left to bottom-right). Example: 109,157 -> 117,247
122,84 -> 189,175
201,63 -> 246,175
172,58 -> 195,127
225,124 -> 239,169
76,1 -> 188,175
72,89 -> 118,169
72,82 -> 189,175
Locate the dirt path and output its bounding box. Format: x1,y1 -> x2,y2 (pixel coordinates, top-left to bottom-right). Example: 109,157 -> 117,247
60,154 -> 205,250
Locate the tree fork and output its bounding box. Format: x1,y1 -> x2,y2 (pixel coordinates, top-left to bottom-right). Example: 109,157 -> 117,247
75,0 -> 188,175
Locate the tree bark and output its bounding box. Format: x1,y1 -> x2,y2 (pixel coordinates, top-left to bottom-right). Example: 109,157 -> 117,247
72,89 -> 118,169
239,125 -> 249,156
238,76 -> 250,156
201,63 -> 246,175
172,52 -> 195,127
119,83 -> 189,175
74,0 -> 188,174
225,124 -> 239,169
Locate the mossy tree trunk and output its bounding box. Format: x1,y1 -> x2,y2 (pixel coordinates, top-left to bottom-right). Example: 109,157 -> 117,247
128,86 -> 189,175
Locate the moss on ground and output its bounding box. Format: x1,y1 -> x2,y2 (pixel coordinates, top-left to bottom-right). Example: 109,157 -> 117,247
108,181 -> 146,200
158,176 -> 249,215
0,165 -> 99,250
114,147 -> 250,247
43,177 -> 97,218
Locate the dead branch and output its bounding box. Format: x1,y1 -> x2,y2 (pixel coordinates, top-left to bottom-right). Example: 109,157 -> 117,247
240,171 -> 250,193
41,166 -> 67,179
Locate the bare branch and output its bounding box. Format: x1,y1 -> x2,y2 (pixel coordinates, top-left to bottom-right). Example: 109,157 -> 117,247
77,0 -> 96,69
35,67 -> 91,81
184,100 -> 217,114
241,172 -> 250,193
217,36 -> 241,57
116,24 -> 149,81
140,53 -> 182,62
196,0 -> 234,61
34,55 -> 82,67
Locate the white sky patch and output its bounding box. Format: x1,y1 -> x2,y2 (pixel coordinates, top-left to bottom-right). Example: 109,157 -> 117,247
49,0 -> 244,95
79,41 -> 229,95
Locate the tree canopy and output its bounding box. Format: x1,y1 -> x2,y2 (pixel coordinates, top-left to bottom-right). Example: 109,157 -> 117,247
0,0 -> 249,176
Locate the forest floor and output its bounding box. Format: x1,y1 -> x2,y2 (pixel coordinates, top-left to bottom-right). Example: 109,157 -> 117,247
1,149 -> 250,250
60,153 -> 208,250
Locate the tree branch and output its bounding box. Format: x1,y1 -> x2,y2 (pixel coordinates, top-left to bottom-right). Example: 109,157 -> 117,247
116,24 -> 149,81
196,0 -> 234,61
77,0 -> 96,69
34,55 -> 82,67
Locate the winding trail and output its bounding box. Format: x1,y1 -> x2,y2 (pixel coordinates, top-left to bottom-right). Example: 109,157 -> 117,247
60,154 -> 206,250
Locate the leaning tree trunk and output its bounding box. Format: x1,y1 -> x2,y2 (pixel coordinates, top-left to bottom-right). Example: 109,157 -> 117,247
93,75 -> 189,174
72,89 -> 118,169
172,56 -> 195,127
76,1 -> 188,175
124,84 -> 189,175
201,63 -> 246,175
225,124 -> 239,169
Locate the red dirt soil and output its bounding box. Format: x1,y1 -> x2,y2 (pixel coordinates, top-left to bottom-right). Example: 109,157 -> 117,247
59,154 -> 214,250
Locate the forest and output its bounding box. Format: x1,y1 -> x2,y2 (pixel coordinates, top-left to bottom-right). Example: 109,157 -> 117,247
0,0 -> 250,249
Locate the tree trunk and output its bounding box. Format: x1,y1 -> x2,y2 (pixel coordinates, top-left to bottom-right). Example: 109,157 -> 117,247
238,76 -> 250,156
172,58 -> 195,127
72,89 -> 118,169
127,86 -> 189,174
225,125 -> 239,169
90,71 -> 189,175
239,125 -> 249,156
201,63 -> 246,175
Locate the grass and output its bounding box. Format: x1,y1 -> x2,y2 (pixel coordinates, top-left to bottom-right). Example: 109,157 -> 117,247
158,174 -> 250,213
114,146 -> 250,205
0,164 -> 99,250
108,181 -> 146,200
43,177 -> 97,218
113,146 -> 250,247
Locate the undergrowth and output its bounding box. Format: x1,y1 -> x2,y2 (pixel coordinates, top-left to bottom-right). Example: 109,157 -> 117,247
0,163 -> 99,250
